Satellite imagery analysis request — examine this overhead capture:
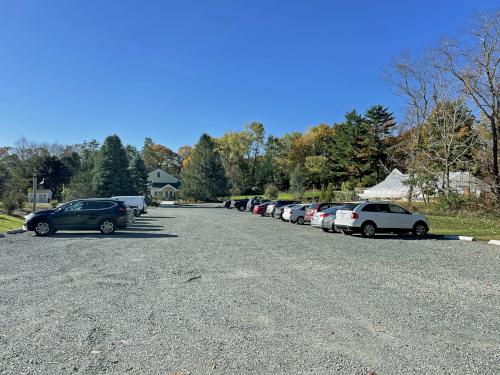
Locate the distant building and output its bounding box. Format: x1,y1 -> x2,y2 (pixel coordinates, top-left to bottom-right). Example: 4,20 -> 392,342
148,169 -> 181,200
360,169 -> 490,200
28,189 -> 53,203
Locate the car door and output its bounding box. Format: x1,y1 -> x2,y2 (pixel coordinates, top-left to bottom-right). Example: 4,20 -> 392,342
52,200 -> 85,229
388,204 -> 414,229
360,203 -> 387,228
81,201 -> 105,228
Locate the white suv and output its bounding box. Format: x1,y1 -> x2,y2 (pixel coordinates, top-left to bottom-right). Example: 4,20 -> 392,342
334,201 -> 429,238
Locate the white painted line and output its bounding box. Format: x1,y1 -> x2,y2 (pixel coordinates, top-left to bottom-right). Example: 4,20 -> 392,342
488,240 -> 500,246
458,236 -> 475,241
442,235 -> 475,241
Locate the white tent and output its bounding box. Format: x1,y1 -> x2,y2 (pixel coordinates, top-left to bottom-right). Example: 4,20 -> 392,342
360,169 -> 490,200
359,169 -> 412,199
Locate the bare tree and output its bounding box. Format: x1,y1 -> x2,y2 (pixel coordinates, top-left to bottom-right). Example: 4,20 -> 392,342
384,52 -> 433,201
433,11 -> 499,197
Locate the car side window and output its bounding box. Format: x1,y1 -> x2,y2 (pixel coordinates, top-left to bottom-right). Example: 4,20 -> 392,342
389,204 -> 407,214
362,204 -> 377,212
362,204 -> 390,212
64,201 -> 83,211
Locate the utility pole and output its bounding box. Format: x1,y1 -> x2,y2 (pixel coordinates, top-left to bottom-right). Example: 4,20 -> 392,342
32,170 -> 37,212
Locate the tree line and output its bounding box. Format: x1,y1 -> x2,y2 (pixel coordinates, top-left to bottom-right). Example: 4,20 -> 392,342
0,11 -> 498,206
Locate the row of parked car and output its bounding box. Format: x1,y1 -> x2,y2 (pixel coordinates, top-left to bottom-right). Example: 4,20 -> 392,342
224,197 -> 430,238
24,196 -> 148,236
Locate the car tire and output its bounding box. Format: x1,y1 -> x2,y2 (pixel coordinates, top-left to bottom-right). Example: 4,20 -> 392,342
322,228 -> 330,233
412,221 -> 428,238
332,225 -> 341,233
341,229 -> 351,235
361,222 -> 376,238
237,206 -> 245,212
99,219 -> 116,234
296,216 -> 305,225
34,219 -> 53,236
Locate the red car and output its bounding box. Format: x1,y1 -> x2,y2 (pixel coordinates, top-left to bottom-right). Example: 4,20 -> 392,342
305,202 -> 340,222
253,202 -> 270,215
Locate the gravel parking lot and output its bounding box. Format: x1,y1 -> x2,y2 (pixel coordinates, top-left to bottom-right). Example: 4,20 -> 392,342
0,205 -> 499,374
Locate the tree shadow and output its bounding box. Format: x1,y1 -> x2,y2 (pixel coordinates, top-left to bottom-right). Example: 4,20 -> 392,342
122,227 -> 164,232
159,204 -> 223,209
140,216 -> 176,219
52,232 -> 178,239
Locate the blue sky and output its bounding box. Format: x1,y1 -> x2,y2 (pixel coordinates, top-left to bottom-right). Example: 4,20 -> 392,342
0,0 -> 498,151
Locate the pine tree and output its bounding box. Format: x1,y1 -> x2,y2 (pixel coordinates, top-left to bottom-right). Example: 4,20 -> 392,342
180,134 -> 228,201
325,182 -> 335,202
129,154 -> 149,195
363,105 -> 396,181
93,135 -> 132,197
289,164 -> 306,200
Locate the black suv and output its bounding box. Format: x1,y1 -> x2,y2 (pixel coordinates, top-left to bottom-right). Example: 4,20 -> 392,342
24,199 -> 131,236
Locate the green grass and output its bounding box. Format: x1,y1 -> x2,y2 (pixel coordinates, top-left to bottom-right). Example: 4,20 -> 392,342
428,214 -> 500,241
0,214 -> 24,233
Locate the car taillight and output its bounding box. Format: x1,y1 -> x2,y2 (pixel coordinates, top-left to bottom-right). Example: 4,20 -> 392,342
319,213 -> 329,218
118,207 -> 127,212
351,212 -> 359,219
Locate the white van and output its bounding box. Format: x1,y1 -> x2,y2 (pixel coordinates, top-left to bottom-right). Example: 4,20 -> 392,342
111,196 -> 147,216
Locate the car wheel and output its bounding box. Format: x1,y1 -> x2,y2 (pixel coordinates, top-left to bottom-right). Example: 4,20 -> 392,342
332,225 -> 341,233
296,216 -> 305,225
34,220 -> 53,236
237,206 -> 245,212
412,221 -> 428,238
290,219 -> 296,224
341,229 -> 351,235
322,228 -> 330,233
99,219 -> 116,234
361,222 -> 376,238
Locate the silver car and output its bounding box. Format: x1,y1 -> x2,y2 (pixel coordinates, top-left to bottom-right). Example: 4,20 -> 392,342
311,204 -> 356,232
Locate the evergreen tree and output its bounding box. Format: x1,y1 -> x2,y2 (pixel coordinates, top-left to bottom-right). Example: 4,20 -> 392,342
325,182 -> 335,202
180,134 -> 228,201
363,105 -> 396,181
129,154 -> 149,195
93,135 -> 132,197
289,164 -> 306,200
319,184 -> 327,201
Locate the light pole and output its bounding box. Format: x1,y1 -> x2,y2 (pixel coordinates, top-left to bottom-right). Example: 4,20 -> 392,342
32,170 -> 37,212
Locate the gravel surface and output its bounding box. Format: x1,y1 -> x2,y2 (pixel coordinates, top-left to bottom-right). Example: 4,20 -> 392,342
0,205 -> 499,374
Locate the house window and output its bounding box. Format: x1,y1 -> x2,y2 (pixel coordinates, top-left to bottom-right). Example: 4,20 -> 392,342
157,171 -> 161,178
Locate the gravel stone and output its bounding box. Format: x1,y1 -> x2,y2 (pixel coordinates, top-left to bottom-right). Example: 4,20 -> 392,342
0,205 -> 499,374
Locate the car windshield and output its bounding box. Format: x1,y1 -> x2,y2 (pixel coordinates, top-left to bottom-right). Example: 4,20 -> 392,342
308,203 -> 318,210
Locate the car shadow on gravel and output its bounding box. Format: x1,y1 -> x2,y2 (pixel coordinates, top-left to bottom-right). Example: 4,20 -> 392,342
51,232 -> 178,239
351,234 -> 452,241
138,216 -> 175,219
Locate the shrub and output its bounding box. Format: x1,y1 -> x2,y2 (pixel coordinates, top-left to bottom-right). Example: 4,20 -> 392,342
2,192 -> 25,214
325,183 -> 335,202
435,193 -> 467,211
341,180 -> 355,191
264,184 -> 279,200
49,200 -> 59,208
333,190 -> 358,202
